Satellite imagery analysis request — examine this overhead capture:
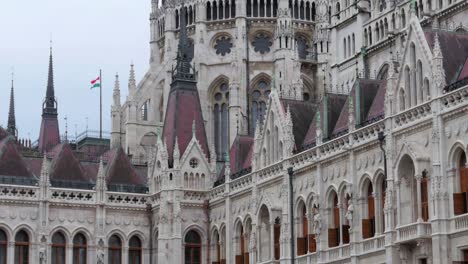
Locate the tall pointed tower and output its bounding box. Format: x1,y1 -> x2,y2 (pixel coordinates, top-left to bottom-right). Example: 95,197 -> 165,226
38,46 -> 60,153
161,6 -> 210,166
7,76 -> 17,137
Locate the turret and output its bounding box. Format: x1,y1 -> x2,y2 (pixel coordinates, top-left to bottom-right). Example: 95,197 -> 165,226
7,75 -> 16,137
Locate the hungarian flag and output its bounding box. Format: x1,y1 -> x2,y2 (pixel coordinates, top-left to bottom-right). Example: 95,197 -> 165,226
90,77 -> 100,89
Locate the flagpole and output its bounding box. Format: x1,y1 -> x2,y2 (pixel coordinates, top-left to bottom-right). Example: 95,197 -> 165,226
99,69 -> 102,139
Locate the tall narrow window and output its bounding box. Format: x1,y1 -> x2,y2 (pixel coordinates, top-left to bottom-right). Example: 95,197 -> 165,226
329,193 -> 340,247
73,233 -> 87,264
249,80 -> 271,135
362,183 -> 375,239
297,203 -> 308,255
207,2 -> 212,20
129,236 -> 142,264
52,232 -> 66,264
274,218 -> 281,260
141,100 -> 150,121
108,235 -> 122,264
14,230 -> 29,264
0,229 -> 7,264
421,172 -> 429,221
213,82 -> 230,161
184,230 -> 202,264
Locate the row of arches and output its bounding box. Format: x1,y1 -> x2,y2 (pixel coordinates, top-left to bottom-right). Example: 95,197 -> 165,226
183,172 -> 206,190
363,15 -> 392,47
342,33 -> 355,60
288,0 -> 317,21
175,5 -> 196,28
262,112 -> 284,167
206,0 -> 236,21
246,0 -> 278,18
398,42 -> 431,111
0,229 -> 143,264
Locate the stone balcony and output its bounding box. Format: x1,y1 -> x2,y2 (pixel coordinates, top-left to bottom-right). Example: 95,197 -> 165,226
396,221 -> 432,244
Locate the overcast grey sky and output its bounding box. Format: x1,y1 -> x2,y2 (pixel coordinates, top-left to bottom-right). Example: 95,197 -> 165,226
0,0 -> 151,140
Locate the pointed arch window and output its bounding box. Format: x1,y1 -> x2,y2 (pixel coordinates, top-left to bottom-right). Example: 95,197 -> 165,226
14,230 -> 29,264
108,235 -> 122,264
129,236 -> 142,264
73,233 -> 87,264
184,230 -> 202,264
249,79 -> 271,135
0,229 -> 6,264
52,232 -> 66,264
140,100 -> 150,121
213,82 -> 230,161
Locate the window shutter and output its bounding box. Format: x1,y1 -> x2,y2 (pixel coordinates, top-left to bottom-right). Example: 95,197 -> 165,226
461,168 -> 468,193
453,192 -> 467,215
328,228 -> 338,247
297,237 -> 306,255
308,234 -> 316,252
244,253 -> 249,264
362,219 -> 371,239
235,255 -> 243,264
274,224 -> 281,260
342,225 -> 350,244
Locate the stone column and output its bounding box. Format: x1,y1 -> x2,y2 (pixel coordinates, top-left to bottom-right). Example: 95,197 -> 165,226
7,241 -> 14,264
338,203 -> 344,245
374,192 -> 382,235
270,221 -> 275,261
416,174 -> 423,222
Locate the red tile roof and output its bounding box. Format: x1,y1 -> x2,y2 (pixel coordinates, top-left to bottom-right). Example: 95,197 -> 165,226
229,135 -> 254,173
104,147 -> 145,185
280,99 -> 317,150
458,57 -> 468,81
162,87 -> 210,167
0,136 -> 33,177
38,116 -> 60,153
47,144 -> 89,182
424,30 -> 468,84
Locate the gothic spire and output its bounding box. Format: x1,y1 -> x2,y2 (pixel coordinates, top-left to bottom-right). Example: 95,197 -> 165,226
7,74 -> 16,136
128,64 -> 136,95
45,43 -> 56,110
172,5 -> 194,82
113,73 -> 121,107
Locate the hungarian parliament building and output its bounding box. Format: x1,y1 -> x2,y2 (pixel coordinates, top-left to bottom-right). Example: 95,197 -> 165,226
1,0 -> 468,263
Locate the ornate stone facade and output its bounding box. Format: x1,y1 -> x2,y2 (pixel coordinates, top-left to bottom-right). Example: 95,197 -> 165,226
1,0 -> 468,264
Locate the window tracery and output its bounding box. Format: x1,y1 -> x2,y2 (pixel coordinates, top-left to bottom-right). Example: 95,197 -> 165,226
249,79 -> 271,135
213,82 -> 230,161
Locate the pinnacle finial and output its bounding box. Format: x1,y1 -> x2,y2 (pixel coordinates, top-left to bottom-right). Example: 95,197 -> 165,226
129,64 -> 136,92
192,120 -> 196,137
173,5 -> 194,81
7,70 -> 16,136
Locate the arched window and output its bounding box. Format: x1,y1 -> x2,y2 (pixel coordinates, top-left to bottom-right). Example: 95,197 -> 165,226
296,35 -> 309,59
328,192 -> 340,247
424,78 -> 430,100
235,223 -> 246,263
213,1 -> 218,20
364,29 -> 368,46
274,217 -> 281,260
108,235 -> 122,264
399,88 -> 406,111
213,82 -> 230,161
362,182 -> 375,239
379,0 -> 386,11
246,0 -> 252,17
175,9 -> 180,29
421,172 -> 429,221
454,151 -> 468,215
312,2 -> 316,20
129,236 -> 142,264
14,230 -> 29,264
140,100 -> 150,121
343,38 -> 347,59
0,229 -> 7,264
417,60 -> 423,104
401,9 -> 406,27
297,202 -> 308,256
52,232 -> 66,264
207,2 -> 212,20
259,205 -> 271,261
249,79 -> 271,135
404,66 -> 411,109
184,230 -> 202,264
231,0 -> 237,17
73,233 -> 87,264
336,2 -> 340,19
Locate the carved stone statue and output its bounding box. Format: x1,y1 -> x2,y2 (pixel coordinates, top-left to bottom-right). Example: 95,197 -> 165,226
39,248 -> 47,264
97,250 -> 105,264
345,201 -> 354,228
313,211 -> 322,236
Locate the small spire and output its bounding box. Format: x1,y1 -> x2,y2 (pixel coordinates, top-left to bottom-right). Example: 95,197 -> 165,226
7,70 -> 16,136
113,73 -> 121,107
128,64 -> 136,93
45,41 -> 56,109
433,33 -> 442,58
192,120 -> 196,137
173,5 -> 194,81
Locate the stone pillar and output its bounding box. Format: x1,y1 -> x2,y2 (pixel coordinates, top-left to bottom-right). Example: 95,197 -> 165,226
7,241 -> 14,264
338,203 -> 344,245
374,192 -> 383,235
416,174 -> 423,222
270,221 -> 275,261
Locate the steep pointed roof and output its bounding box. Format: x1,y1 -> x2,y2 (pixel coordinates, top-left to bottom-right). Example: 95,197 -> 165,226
7,78 -> 16,136
162,6 -> 209,167
38,46 -> 60,153
280,99 -> 317,150
47,144 -> 89,182
332,79 -> 382,136
104,147 -> 145,185
302,93 -> 347,149
229,135 -> 254,174
0,132 -> 33,177
424,30 -> 468,84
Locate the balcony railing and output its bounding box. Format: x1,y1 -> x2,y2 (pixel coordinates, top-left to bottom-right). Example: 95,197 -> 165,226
396,222 -> 432,243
